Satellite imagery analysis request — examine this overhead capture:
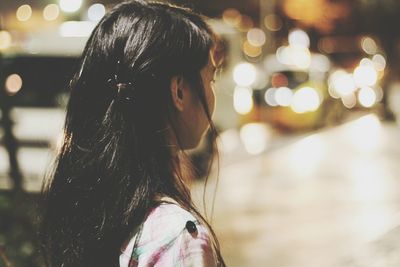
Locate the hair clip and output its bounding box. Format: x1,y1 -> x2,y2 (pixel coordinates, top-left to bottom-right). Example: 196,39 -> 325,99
107,77 -> 135,101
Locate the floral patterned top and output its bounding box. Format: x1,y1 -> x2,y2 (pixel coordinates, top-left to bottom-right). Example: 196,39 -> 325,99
119,198 -> 217,267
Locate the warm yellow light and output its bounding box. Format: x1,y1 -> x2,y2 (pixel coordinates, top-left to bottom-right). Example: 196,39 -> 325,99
372,54 -> 386,71
233,63 -> 256,87
276,45 -> 311,69
16,4 -> 32,22
240,123 -> 271,155
247,28 -> 266,47
290,87 -> 320,113
237,15 -> 254,32
43,4 -> 60,21
243,41 -> 262,58
358,87 -> 376,108
0,31 -> 12,50
5,74 -> 23,95
88,3 -> 106,21
329,70 -> 356,97
233,87 -> 254,115
264,14 -> 282,31
222,8 -> 241,26
291,46 -> 311,69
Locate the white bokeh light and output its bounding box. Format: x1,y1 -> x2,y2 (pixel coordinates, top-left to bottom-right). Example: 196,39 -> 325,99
275,87 -> 293,107
341,93 -> 357,109
59,0 -> 82,13
353,65 -> 378,87
233,87 -> 254,115
88,3 -> 106,21
329,70 -> 356,97
290,87 -> 320,113
288,29 -> 310,48
233,63 -> 257,87
264,87 -> 278,107
358,86 -> 376,108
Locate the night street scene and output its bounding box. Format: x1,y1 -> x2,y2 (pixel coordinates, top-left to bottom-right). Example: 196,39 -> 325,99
1,0 -> 400,266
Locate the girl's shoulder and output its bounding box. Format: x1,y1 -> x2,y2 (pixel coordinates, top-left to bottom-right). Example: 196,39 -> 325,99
119,197 -> 217,267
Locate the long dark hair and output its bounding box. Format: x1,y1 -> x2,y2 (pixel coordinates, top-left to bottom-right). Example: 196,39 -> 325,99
38,1 -> 225,266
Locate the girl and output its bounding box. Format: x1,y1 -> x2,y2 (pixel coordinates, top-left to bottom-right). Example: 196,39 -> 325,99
39,0 -> 225,266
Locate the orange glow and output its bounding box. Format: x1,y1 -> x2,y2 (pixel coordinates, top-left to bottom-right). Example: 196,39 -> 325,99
243,40 -> 262,58
222,8 -> 241,27
237,15 -> 254,32
283,0 -> 349,32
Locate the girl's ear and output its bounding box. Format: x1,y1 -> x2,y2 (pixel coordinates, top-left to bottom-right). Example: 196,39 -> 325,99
170,75 -> 185,112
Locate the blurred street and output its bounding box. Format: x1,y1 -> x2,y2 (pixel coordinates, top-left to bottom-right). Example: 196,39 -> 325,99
2,0 -> 400,266
194,114 -> 400,267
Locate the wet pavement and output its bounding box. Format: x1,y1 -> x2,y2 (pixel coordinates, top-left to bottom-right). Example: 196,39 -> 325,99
193,114 -> 400,267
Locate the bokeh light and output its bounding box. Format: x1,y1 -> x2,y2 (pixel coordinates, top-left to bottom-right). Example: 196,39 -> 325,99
264,87 -> 278,107
353,65 -> 378,87
233,63 -> 257,87
275,87 -> 293,107
329,70 -> 356,97
247,28 -> 266,47
234,87 -> 254,115
59,0 -> 82,13
372,54 -> 386,71
361,36 -> 378,55
264,14 -> 282,31
341,93 -> 357,109
290,86 -> 320,113
310,54 -> 331,72
288,29 -> 310,48
276,45 -> 311,69
243,41 -> 262,58
222,8 -> 241,26
358,86 -> 376,108
16,5 -> 32,22
88,3 -> 106,21
43,4 -> 60,21
237,15 -> 254,32
5,74 -> 23,96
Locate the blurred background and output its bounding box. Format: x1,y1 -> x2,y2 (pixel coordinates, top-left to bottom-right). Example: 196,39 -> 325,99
1,0 -> 400,266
